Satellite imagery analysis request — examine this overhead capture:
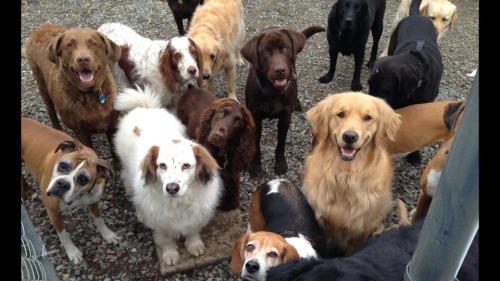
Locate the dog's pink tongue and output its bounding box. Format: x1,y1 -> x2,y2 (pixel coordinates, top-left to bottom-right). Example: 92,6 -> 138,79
274,79 -> 287,87
79,70 -> 95,84
341,147 -> 356,157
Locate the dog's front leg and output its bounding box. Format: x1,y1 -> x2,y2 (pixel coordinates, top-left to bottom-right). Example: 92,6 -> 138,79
274,116 -> 291,175
154,231 -> 180,265
47,208 -> 83,264
248,118 -> 263,177
185,231 -> 206,257
351,51 -> 365,91
225,64 -> 238,101
87,202 -> 122,245
318,41 -> 339,84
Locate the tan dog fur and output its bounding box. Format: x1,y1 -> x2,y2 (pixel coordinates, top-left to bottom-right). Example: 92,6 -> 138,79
386,100 -> 465,157
381,0 -> 457,57
303,92 -> 401,256
23,23 -> 121,164
411,100 -> 465,223
230,231 -> 300,278
21,117 -> 119,264
187,0 -> 245,101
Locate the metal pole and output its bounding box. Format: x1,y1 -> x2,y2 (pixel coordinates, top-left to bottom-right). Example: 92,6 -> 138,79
404,70 -> 479,281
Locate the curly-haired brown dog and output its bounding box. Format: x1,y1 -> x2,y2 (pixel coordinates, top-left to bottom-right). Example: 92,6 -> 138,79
302,92 -> 401,256
177,86 -> 256,211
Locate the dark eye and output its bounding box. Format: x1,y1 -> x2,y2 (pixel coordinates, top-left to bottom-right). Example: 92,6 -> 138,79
210,54 -> 216,62
182,163 -> 190,170
66,43 -> 73,48
159,163 -> 167,170
246,244 -> 255,252
190,49 -> 197,57
283,47 -> 289,52
91,41 -> 98,47
217,111 -> 225,118
337,112 -> 345,118
234,119 -> 242,128
175,52 -> 182,59
268,251 -> 278,258
57,162 -> 70,173
77,174 -> 89,186
364,115 -> 372,121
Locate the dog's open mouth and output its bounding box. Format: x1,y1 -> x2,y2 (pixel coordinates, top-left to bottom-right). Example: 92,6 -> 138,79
338,146 -> 357,161
273,78 -> 288,90
77,69 -> 97,87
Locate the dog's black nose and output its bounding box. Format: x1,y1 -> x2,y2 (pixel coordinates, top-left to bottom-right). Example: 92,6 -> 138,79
342,131 -> 358,144
166,183 -> 180,195
47,179 -> 71,197
245,260 -> 260,273
203,73 -> 211,80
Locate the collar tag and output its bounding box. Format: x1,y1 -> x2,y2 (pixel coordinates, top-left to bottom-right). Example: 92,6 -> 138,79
98,89 -> 107,104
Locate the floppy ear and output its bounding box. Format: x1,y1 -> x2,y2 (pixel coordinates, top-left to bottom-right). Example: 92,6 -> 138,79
47,32 -> 64,65
283,242 -> 300,262
141,146 -> 159,185
193,144 -> 219,185
419,3 -> 429,15
240,33 -> 262,67
98,32 -> 122,66
55,140 -> 82,154
190,38 -> 204,87
230,234 -> 249,276
375,99 -> 401,144
282,29 -> 307,60
159,48 -> 177,93
233,106 -> 257,170
196,105 -> 217,147
449,9 -> 458,29
305,96 -> 334,149
97,159 -> 115,184
443,101 -> 465,132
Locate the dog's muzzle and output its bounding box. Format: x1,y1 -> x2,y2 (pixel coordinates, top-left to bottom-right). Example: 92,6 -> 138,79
47,178 -> 71,200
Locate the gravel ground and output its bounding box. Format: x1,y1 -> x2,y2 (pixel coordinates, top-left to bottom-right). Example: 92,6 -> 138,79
20,0 -> 478,280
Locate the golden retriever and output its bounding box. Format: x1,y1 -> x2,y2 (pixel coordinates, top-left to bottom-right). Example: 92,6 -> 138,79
380,0 -> 458,57
187,0 -> 245,101
302,92 -> 401,256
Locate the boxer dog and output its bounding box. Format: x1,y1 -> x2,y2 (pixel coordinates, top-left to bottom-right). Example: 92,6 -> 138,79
21,117 -> 120,264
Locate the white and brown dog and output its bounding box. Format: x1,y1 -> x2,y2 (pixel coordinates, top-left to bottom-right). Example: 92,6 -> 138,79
97,22 -> 203,113
230,179 -> 328,281
21,117 -> 120,264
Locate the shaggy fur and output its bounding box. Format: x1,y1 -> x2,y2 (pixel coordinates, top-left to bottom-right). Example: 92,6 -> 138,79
302,92 -> 401,256
113,86 -> 222,266
98,22 -> 203,113
187,0 -> 245,101
177,86 -> 256,211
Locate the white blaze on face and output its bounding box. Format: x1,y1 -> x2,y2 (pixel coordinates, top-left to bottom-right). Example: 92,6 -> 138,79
170,36 -> 199,83
47,160 -> 86,204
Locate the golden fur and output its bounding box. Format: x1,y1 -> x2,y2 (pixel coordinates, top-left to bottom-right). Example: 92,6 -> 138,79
381,0 -> 458,57
302,92 -> 401,256
187,0 -> 245,101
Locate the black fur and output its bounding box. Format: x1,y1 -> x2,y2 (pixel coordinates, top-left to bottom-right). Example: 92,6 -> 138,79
319,0 -> 387,91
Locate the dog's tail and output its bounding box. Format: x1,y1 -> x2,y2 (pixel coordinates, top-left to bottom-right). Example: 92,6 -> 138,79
113,85 -> 163,112
409,0 -> 422,16
395,198 -> 411,226
301,26 -> 326,39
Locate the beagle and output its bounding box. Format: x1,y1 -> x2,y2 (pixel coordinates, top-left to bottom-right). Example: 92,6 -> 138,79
230,179 -> 327,281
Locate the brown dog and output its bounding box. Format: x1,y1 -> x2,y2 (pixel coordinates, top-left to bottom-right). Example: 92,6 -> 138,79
241,26 -> 325,176
21,117 -> 119,264
411,100 -> 466,223
177,86 -> 256,211
167,0 -> 205,35
386,100 -> 466,157
23,23 -> 122,165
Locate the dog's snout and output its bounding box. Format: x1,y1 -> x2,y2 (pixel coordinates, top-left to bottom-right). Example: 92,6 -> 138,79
76,54 -> 91,65
342,131 -> 359,144
245,260 -> 260,274
47,179 -> 71,197
274,65 -> 286,76
203,73 -> 211,80
166,183 -> 180,195
214,129 -> 226,141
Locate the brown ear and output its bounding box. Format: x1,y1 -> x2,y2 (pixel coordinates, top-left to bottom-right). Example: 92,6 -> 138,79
98,32 -> 122,66
375,98 -> 401,145
141,146 -> 159,185
232,105 -> 257,170
190,37 -> 204,87
55,140 -> 82,154
449,10 -> 458,29
305,95 -> 334,150
282,29 -> 307,60
230,234 -> 249,276
283,242 -> 300,263
240,33 -> 263,67
47,32 -> 64,65
443,101 -> 465,132
159,45 -> 177,93
193,144 -> 219,185
97,159 -> 115,183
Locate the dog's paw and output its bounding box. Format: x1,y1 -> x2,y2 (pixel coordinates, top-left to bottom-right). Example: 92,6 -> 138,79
274,159 -> 288,175
162,249 -> 180,265
248,163 -> 263,178
66,245 -> 84,264
103,230 -> 122,245
318,74 -> 333,84
186,240 -> 206,257
351,80 -> 363,91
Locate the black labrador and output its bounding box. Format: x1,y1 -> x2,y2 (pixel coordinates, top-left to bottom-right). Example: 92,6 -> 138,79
319,0 -> 386,91
367,0 -> 443,164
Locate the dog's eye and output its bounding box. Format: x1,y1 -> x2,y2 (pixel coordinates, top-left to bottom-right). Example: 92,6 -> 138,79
159,163 -> 167,170
245,244 -> 255,252
218,111 -> 225,118
57,162 -> 70,173
77,174 -> 89,186
364,115 -> 372,121
268,251 -> 278,258
234,119 -> 242,128
337,112 -> 345,118
175,52 -> 182,59
66,43 -> 73,48
282,47 -> 289,52
190,49 -> 197,58
182,163 -> 191,170
210,54 -> 216,62
90,41 -> 98,48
